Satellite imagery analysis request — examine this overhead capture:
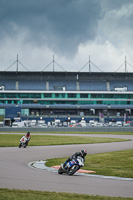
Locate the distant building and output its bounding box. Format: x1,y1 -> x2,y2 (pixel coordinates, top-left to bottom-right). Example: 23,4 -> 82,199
0,71 -> 133,123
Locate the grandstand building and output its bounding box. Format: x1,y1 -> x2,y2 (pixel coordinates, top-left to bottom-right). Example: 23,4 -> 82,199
0,70 -> 133,124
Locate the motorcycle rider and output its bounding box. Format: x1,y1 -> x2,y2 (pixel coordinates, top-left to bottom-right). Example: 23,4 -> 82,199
63,149 -> 87,169
25,131 -> 31,146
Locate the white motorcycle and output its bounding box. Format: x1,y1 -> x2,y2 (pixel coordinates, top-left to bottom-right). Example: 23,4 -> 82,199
58,156 -> 84,176
19,136 -> 29,148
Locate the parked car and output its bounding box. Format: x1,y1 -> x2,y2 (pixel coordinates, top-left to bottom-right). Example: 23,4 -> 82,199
39,124 -> 48,128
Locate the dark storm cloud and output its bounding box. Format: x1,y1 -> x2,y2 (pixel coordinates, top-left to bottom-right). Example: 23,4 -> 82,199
0,0 -> 103,56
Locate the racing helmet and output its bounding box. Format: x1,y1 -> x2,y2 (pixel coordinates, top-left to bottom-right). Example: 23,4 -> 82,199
81,149 -> 87,156
26,132 -> 30,136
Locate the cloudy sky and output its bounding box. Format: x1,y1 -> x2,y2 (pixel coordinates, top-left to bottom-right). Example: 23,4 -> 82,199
0,0 -> 133,72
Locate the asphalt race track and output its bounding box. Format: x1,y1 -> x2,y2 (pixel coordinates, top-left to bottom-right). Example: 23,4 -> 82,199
0,133 -> 133,198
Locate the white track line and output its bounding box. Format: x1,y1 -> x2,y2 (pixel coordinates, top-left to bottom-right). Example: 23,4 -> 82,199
28,160 -> 133,181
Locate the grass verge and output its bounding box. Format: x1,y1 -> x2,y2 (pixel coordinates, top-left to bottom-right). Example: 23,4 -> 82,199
0,188 -> 133,200
0,131 -> 133,135
39,131 -> 133,135
46,149 -> 133,178
55,131 -> 133,135
0,134 -> 129,147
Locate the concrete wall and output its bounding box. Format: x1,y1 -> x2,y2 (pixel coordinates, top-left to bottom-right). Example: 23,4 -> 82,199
0,127 -> 133,133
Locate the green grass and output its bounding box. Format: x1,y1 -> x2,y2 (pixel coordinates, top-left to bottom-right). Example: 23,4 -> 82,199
0,134 -> 129,147
0,189 -> 133,200
44,131 -> 133,135
46,149 -> 133,178
85,149 -> 133,178
0,131 -> 133,135
58,131 -> 133,135
0,134 -> 133,199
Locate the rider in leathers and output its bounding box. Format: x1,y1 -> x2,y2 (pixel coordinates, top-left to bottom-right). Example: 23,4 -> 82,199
63,149 -> 87,169
25,132 -> 31,146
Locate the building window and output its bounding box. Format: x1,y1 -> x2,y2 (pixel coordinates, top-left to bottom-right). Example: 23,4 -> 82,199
19,93 -> 29,98
80,94 -> 88,98
55,93 -> 60,98
30,93 -> 41,98
5,93 -> 16,98
44,93 -> 52,98
68,94 -> 77,98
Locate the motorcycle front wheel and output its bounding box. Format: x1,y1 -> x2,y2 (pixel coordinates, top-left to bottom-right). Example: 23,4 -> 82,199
67,165 -> 80,176
58,167 -> 64,174
19,143 -> 22,148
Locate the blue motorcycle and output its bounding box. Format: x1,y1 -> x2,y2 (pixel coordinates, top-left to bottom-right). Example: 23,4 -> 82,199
58,156 -> 84,176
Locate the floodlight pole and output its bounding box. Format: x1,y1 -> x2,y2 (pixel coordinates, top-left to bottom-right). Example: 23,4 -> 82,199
53,55 -> 54,72
16,54 -> 18,72
125,56 -> 127,73
89,55 -> 91,72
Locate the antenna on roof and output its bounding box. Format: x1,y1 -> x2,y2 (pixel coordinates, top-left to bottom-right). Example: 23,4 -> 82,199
89,55 -> 91,72
115,56 -> 133,73
4,55 -> 29,72
41,55 -> 66,72
17,54 -> 18,72
53,55 -> 54,72
79,55 -> 103,72
125,56 -> 127,73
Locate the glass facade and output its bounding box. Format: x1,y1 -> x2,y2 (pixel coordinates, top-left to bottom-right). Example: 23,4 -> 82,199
0,92 -> 132,105
0,109 -> 5,115
21,109 -> 29,116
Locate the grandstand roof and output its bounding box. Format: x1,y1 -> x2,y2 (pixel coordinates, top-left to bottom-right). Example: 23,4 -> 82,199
0,71 -> 133,81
